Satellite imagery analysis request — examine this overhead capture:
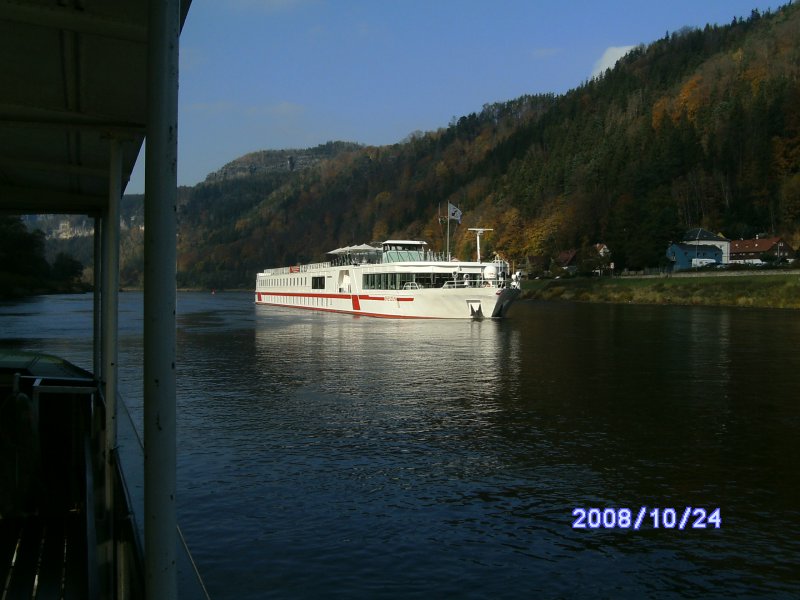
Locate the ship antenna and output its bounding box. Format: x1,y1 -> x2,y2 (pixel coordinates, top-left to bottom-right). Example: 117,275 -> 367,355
468,228 -> 493,262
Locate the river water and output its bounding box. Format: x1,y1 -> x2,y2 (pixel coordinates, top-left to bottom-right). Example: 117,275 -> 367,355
1,292 -> 798,598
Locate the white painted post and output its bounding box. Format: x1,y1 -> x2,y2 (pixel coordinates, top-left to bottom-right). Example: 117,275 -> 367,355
102,139 -> 121,596
144,0 -> 179,598
93,217 -> 102,377
103,137 -> 121,450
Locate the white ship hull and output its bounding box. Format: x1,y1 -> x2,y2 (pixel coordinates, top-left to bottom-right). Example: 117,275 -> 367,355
255,281 -> 519,318
255,248 -> 521,319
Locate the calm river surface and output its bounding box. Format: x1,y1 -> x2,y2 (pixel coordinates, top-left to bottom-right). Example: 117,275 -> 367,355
2,292 -> 799,598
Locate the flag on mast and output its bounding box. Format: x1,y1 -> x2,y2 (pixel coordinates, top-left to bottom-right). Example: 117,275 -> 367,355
448,203 -> 462,224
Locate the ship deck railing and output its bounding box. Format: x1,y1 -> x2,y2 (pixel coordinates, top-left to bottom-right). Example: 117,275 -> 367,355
262,250 -> 496,274
263,261 -> 332,275
442,279 -> 496,289
0,373 -> 104,599
115,389 -> 210,599
0,368 -> 209,599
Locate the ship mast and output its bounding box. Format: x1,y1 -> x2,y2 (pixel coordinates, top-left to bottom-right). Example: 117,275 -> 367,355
447,213 -> 450,261
468,228 -> 493,262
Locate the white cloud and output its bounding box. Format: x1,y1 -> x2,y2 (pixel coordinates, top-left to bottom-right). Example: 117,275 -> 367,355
591,45 -> 635,78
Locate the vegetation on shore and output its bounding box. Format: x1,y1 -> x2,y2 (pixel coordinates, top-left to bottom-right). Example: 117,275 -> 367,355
0,216 -> 88,299
520,272 -> 800,309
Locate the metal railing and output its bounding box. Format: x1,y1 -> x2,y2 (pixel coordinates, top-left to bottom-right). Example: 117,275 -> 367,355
116,394 -> 211,599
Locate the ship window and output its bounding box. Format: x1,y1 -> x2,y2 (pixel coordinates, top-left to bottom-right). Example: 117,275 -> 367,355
397,273 -> 413,288
312,276 -> 325,290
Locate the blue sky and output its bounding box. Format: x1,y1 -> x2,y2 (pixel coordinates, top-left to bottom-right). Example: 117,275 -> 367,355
127,0 -> 783,193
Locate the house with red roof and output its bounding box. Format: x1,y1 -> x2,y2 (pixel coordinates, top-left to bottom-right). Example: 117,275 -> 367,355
555,249 -> 578,270
729,237 -> 794,264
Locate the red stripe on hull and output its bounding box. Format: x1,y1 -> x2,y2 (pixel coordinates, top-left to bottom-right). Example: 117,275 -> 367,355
254,300 -> 435,319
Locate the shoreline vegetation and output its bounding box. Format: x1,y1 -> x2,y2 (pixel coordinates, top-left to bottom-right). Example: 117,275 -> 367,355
5,271 -> 800,311
0,277 -> 91,300
519,270 -> 800,310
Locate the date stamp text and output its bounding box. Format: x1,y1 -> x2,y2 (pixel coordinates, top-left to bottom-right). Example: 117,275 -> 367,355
572,507 -> 721,530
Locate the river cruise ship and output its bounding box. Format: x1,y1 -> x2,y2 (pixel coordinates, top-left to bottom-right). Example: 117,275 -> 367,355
255,240 -> 521,318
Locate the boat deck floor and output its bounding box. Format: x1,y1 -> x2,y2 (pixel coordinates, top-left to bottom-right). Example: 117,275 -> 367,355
1,351 -> 95,599
0,512 -> 87,600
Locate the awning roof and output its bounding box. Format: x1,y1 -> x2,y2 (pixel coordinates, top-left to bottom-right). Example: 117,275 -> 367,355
0,0 -> 191,215
328,244 -> 381,254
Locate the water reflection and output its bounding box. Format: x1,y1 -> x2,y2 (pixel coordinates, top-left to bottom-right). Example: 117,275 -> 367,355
253,305 -> 522,411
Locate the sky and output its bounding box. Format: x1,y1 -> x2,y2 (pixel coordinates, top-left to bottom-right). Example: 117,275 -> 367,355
127,0 -> 784,193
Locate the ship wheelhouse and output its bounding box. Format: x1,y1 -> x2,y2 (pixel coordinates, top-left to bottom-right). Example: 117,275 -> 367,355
381,240 -> 428,263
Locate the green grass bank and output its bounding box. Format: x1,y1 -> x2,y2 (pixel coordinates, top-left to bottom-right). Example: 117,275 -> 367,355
520,271 -> 800,310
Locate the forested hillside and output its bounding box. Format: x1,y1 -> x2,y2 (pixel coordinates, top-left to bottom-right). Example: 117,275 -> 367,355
46,3 -> 800,288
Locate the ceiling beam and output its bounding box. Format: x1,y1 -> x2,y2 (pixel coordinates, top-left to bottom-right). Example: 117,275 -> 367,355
0,103 -> 145,136
0,155 -> 112,179
0,0 -> 147,43
0,183 -> 105,214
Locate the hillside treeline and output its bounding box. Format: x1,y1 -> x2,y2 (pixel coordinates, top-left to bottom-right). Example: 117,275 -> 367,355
0,216 -> 86,298
47,3 -> 800,288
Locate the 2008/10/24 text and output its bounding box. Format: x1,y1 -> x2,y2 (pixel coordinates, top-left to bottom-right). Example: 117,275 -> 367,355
572,507 -> 722,530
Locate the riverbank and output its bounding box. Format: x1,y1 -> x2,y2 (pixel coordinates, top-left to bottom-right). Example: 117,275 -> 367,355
0,274 -> 91,300
520,271 -> 800,309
